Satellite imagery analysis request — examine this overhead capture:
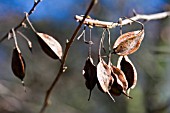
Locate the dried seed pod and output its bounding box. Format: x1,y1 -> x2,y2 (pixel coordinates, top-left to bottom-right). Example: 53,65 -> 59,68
97,58 -> 115,101
108,61 -> 130,98
109,72 -> 124,96
113,29 -> 144,56
117,56 -> 137,95
111,64 -> 128,92
83,57 -> 97,101
36,33 -> 63,60
108,61 -> 123,96
109,72 -> 132,98
11,47 -> 26,91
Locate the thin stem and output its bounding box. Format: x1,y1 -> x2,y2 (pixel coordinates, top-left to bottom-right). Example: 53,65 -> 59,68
101,29 -> 106,53
17,31 -> 32,51
107,29 -> 111,53
25,12 -> 37,33
99,29 -> 106,57
12,28 -> 20,53
77,26 -> 86,40
39,0 -> 98,113
119,18 -> 123,35
88,29 -> 92,57
0,0 -> 41,43
106,28 -> 111,62
83,28 -> 86,42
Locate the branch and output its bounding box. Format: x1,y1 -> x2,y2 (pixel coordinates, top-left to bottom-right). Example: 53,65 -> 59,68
75,11 -> 170,28
0,0 -> 42,43
39,0 -> 98,113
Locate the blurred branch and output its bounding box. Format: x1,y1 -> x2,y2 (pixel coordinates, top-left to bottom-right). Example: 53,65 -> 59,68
39,0 -> 98,113
75,11 -> 170,28
0,0 -> 42,43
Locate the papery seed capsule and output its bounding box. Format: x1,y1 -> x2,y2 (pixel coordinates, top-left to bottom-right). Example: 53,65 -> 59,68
97,58 -> 115,102
113,29 -> 144,56
11,47 -> 26,92
83,57 -> 97,101
12,48 -> 25,81
37,33 -> 63,60
117,56 -> 137,95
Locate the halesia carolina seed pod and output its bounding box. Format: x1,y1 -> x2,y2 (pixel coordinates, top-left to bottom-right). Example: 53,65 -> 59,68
108,61 -> 131,98
37,33 -> 63,60
97,58 -> 115,102
109,71 -> 132,98
11,48 -> 26,91
113,29 -> 144,56
117,56 -> 137,95
109,72 -> 124,96
12,48 -> 26,81
108,61 -> 124,96
83,57 -> 97,101
111,65 -> 128,91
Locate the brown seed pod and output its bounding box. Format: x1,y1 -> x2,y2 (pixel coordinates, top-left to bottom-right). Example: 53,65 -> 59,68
111,64 -> 128,92
97,58 -> 115,101
108,61 -> 123,96
113,29 -> 144,56
11,47 -> 26,91
109,72 -> 132,98
12,48 -> 26,81
108,61 -> 131,98
83,57 -> 97,101
36,33 -> 63,60
109,72 -> 124,96
117,56 -> 137,95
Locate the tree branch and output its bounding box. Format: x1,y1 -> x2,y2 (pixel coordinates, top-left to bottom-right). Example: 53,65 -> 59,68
39,0 -> 98,113
0,0 -> 42,43
75,11 -> 170,28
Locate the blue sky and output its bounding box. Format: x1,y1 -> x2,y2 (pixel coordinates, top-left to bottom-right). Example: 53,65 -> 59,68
0,0 -> 80,20
0,0 -> 167,21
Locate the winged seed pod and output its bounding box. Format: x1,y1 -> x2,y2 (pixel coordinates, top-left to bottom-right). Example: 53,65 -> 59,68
108,61 -> 131,98
108,61 -> 124,96
11,47 -> 26,91
109,72 -> 125,96
117,56 -> 137,95
111,65 -> 128,91
83,57 -> 97,101
97,58 -> 115,101
113,29 -> 144,56
36,33 -> 63,60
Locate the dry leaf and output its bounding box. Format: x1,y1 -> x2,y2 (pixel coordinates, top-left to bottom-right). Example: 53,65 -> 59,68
11,48 -> 26,81
117,56 -> 137,95
113,29 -> 144,56
97,58 -> 115,101
83,57 -> 97,100
37,33 -> 63,60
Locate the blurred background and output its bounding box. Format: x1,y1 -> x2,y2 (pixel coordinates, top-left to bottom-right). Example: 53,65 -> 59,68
0,0 -> 170,113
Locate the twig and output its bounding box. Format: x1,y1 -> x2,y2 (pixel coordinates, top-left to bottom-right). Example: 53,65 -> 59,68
12,28 -> 20,52
75,11 -> 170,28
39,0 -> 98,113
0,0 -> 42,43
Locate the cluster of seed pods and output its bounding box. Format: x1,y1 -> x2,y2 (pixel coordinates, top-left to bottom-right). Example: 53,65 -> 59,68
82,18 -> 144,101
